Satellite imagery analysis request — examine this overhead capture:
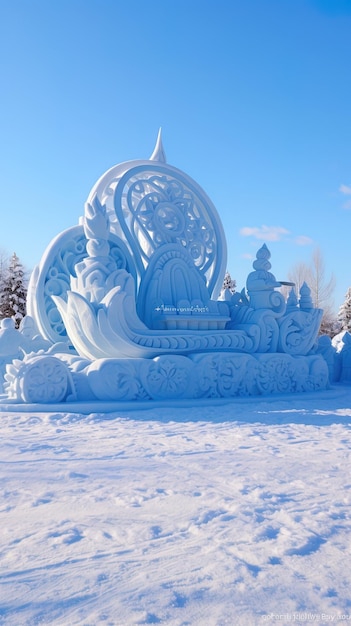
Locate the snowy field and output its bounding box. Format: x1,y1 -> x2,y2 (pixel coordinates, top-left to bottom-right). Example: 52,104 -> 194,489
1,387 -> 351,626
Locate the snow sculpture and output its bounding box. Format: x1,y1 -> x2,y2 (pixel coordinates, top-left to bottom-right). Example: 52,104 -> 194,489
0,132 -> 329,409
317,335 -> 337,383
328,330 -> 351,383
0,317 -> 53,393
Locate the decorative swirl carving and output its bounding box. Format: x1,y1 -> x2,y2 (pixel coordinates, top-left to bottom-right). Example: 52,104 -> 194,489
256,355 -> 296,394
27,226 -> 137,345
126,174 -> 214,269
216,355 -> 259,397
268,290 -> 286,315
20,356 -> 72,403
278,310 -> 323,356
87,359 -> 146,400
255,353 -> 328,394
193,354 -> 259,398
42,237 -> 87,339
112,165 -> 225,297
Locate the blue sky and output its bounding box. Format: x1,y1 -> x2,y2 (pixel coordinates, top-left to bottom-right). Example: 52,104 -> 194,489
1,0 -> 351,311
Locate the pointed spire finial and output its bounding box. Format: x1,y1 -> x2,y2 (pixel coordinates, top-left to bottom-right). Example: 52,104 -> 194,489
149,128 -> 166,162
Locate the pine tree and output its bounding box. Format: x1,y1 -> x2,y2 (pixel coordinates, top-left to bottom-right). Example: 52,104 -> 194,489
222,271 -> 236,294
0,253 -> 27,328
0,251 -> 7,295
338,287 -> 351,332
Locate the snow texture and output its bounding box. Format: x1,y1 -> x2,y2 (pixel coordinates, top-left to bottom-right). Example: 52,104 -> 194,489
1,386 -> 351,625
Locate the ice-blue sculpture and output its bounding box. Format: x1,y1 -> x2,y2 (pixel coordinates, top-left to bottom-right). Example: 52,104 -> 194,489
0,132 -> 328,408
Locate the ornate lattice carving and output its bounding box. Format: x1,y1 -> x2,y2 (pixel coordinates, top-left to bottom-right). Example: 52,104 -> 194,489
27,225 -> 136,344
112,165 -> 225,296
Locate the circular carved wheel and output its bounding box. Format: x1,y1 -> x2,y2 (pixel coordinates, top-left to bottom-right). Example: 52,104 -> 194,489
20,356 -> 72,403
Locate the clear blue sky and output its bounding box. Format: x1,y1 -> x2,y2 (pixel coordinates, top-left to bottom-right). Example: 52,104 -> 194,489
1,0 -> 351,311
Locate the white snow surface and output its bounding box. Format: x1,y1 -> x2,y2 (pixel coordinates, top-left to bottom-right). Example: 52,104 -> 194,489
1,387 -> 351,626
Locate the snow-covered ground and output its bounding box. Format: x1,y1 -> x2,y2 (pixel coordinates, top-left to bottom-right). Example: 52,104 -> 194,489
1,387 -> 351,626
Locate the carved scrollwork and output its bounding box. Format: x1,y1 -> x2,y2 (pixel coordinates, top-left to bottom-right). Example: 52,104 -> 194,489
255,355 -> 297,394
192,353 -> 260,398
278,310 -> 323,356
87,359 -> 147,401
112,165 -> 226,297
27,225 -> 136,345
